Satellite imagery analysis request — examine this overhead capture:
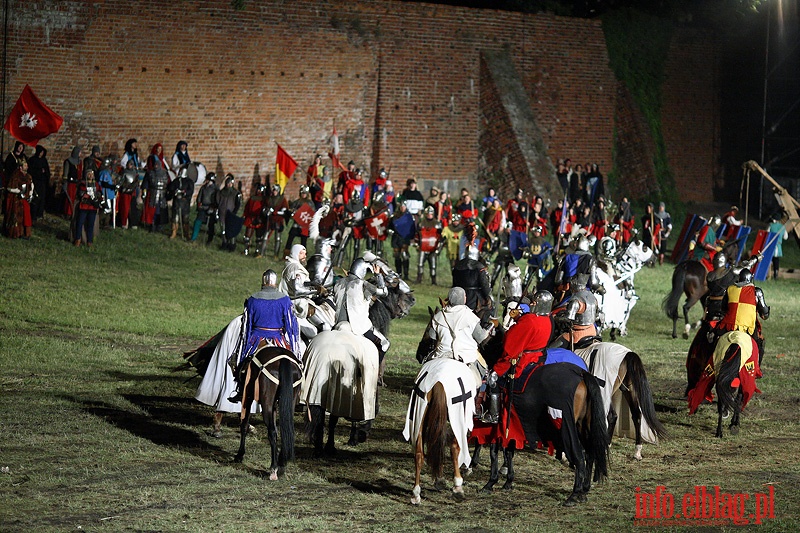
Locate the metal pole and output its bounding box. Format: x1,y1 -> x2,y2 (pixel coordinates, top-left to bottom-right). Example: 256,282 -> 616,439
1,0 -> 11,157
759,3 -> 771,220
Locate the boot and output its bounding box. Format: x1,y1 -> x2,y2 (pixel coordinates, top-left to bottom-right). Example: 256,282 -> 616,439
191,219 -> 202,241
431,274 -> 437,286
182,224 -> 190,240
416,270 -> 423,283
480,392 -> 501,424
403,259 -> 410,281
170,223 -> 178,239
242,236 -> 251,256
395,256 -> 403,276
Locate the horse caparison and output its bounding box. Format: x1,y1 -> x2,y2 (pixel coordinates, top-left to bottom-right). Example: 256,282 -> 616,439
233,346 -> 303,481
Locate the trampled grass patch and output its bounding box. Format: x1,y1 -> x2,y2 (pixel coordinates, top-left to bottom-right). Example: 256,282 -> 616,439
1,216 -> 799,531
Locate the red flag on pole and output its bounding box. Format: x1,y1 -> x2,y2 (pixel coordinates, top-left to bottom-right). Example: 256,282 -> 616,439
292,202 -> 315,236
3,85 -> 63,147
275,143 -> 298,193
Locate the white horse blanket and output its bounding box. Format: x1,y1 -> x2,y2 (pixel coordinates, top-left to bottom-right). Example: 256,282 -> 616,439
194,315 -> 261,414
301,326 -> 380,421
573,341 -> 658,444
402,358 -> 476,468
596,269 -> 637,336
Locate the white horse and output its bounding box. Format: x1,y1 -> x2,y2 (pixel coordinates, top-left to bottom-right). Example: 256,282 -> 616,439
302,322 -> 381,457
596,240 -> 653,339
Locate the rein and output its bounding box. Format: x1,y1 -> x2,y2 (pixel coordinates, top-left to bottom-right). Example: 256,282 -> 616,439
251,354 -> 304,388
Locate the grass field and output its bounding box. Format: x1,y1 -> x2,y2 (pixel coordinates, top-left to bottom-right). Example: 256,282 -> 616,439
1,216 -> 799,532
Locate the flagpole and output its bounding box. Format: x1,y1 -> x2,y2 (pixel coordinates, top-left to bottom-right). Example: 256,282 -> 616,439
1,0 -> 10,156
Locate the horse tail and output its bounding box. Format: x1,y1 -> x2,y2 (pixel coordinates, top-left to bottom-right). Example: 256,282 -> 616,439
662,262 -> 687,320
422,382 -> 449,480
624,352 -> 668,440
583,372 -> 610,481
279,358 -> 297,462
716,344 -> 741,416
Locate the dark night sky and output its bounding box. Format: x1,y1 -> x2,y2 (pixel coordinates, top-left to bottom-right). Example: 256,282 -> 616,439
402,0 -> 799,207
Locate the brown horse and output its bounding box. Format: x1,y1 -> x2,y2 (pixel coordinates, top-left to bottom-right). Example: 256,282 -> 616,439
233,346 -> 303,480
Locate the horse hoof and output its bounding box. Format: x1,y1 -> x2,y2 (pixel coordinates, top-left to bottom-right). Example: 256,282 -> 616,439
357,430 -> 368,443
479,484 -> 494,493
210,430 -> 222,439
501,482 -> 513,491
269,471 -> 279,481
411,495 -> 421,505
499,466 -> 508,476
730,425 -> 739,435
346,438 -> 358,447
672,333 -> 677,339
633,453 -> 642,461
452,488 -> 465,501
324,446 -> 337,458
682,332 -> 689,340
433,479 -> 448,492
233,455 -> 243,464
563,496 -> 578,507
247,424 -> 256,435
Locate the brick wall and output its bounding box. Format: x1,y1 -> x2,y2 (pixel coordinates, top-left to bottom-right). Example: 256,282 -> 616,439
1,0 -> 718,204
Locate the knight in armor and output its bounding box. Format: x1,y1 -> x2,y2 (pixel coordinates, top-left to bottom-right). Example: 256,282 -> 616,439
451,238 -> 494,325
227,269 -> 301,403
481,290 -> 554,423
640,203 -> 661,258
388,199 -> 416,280
716,269 -> 769,338
97,156 -> 118,229
168,165 -> 195,240
522,224 -> 553,293
242,182 -> 267,256
416,205 -> 443,284
704,252 -> 737,322
344,192 -> 367,259
306,237 -> 337,288
554,235 -> 605,303
424,286 -> 492,386
217,174 -> 242,250
655,202 -> 672,265
141,144 -> 170,233
283,185 -> 315,258
117,159 -> 139,229
441,213 -> 465,270
333,257 -> 391,363
262,184 -> 289,257
279,244 -> 315,298
551,276 -> 601,350
192,173 -> 218,243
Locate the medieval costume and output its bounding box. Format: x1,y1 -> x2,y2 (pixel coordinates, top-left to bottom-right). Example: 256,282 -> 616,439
283,186 -> 316,257
167,165 -> 195,239
171,140 -> 191,171
118,161 -> 140,229
192,174 -> 218,243
3,161 -> 33,239
62,146 -> 82,218
216,174 -> 241,250
416,206 -> 442,284
451,252 -> 493,324
141,144 -> 170,231
74,169 -> 102,246
27,145 -> 50,221
389,201 -> 416,280
242,183 -> 267,254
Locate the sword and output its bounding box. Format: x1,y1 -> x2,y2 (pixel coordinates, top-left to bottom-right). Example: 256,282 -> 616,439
505,357 -> 518,438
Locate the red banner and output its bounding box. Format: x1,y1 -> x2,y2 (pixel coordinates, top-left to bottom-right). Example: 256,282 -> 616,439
366,211 -> 389,240
3,85 -> 63,147
292,203 -> 315,236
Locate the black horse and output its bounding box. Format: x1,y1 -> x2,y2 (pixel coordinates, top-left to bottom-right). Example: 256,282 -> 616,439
421,325 -> 610,506
233,346 -> 303,479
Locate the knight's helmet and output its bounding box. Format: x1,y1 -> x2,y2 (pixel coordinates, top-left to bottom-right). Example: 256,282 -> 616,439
576,236 -> 590,253
450,213 -> 462,225
306,255 -> 328,285
736,268 -> 753,286
224,173 -> 235,186
299,184 -> 310,195
271,183 -> 281,194
102,156 -> 114,169
256,183 -> 267,195
713,252 -> 728,270
178,165 -> 189,179
531,290 -> 554,316
261,269 -> 278,288
350,257 -> 372,280
710,215 -> 722,229
206,172 -> 217,183
565,289 -> 599,325
599,237 -> 617,260
503,264 -> 523,299
572,273 -> 591,292
423,205 -> 435,216
315,237 -> 336,260
467,244 -> 480,261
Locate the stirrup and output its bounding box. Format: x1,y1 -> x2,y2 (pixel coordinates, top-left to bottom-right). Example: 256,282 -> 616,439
227,390 -> 243,403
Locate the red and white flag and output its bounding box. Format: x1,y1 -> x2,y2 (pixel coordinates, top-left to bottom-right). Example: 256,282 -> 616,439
328,126 -> 347,172
3,85 -> 63,147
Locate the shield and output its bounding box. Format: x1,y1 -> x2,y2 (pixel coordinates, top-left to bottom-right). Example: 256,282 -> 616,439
292,203 -> 316,236
225,211 -> 245,239
419,226 -> 439,252
366,211 -> 389,240
189,162 -> 207,186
